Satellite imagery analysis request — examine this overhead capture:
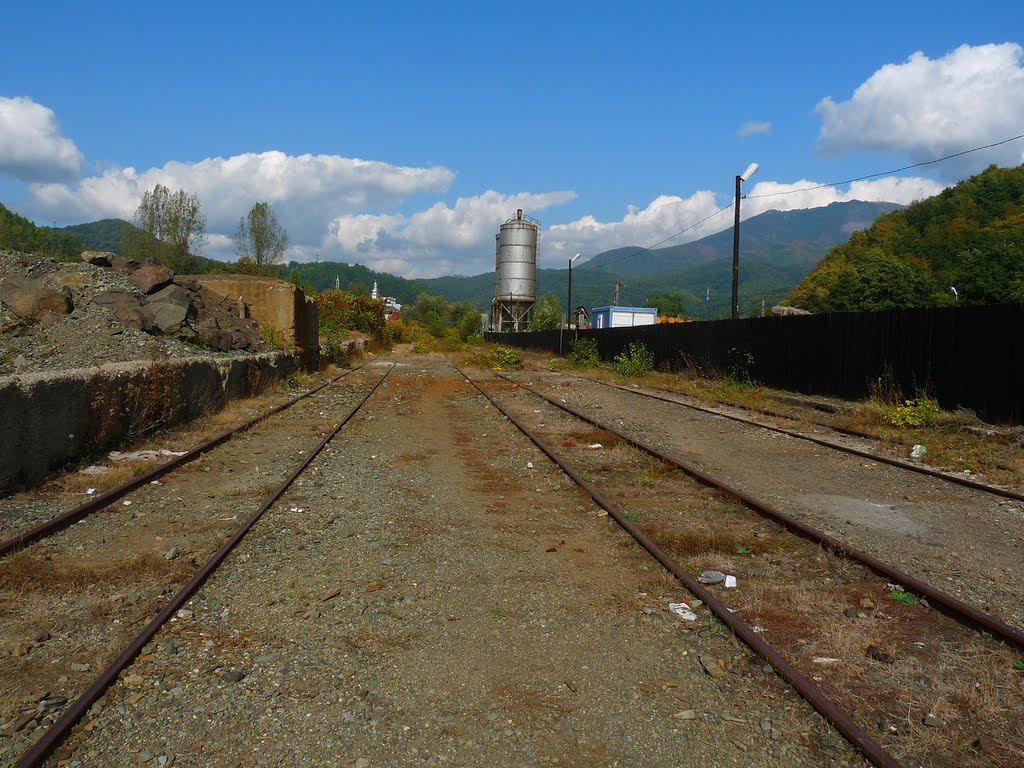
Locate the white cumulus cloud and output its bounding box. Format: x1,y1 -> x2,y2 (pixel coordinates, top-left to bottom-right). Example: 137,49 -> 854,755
545,176 -> 945,267
816,43 -> 1024,177
22,150 -> 456,260
327,189 -> 577,277
0,96 -> 83,182
737,121 -> 772,137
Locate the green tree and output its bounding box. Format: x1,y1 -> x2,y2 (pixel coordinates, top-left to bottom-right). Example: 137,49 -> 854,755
234,201 -> 288,273
346,281 -> 370,296
317,290 -> 385,336
125,184 -> 206,273
529,293 -> 562,330
645,289 -> 687,318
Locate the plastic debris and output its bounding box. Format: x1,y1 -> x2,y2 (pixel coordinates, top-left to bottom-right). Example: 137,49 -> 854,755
86,488 -> 96,495
587,443 -> 602,449
724,575 -> 737,588
526,462 -> 534,469
911,444 -> 926,458
668,602 -> 698,620
122,500 -> 132,506
698,570 -> 726,585
108,449 -> 186,462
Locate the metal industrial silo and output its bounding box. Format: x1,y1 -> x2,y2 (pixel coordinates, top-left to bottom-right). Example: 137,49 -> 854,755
491,209 -> 538,332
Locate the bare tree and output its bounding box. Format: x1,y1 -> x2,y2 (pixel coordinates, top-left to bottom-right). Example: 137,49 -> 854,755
234,201 -> 288,273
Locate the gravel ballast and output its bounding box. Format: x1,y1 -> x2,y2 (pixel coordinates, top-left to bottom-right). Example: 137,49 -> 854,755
9,356 -> 862,767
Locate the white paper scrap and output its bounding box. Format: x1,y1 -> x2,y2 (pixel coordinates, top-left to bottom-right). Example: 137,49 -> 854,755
668,603 -> 697,621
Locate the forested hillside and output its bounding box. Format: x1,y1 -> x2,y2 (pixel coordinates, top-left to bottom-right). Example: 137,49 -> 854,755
0,203 -> 83,259
787,164 -> 1024,312
57,218 -> 138,253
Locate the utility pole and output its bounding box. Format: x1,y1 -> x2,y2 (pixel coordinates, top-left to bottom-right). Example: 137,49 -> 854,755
613,280 -> 621,306
732,162 -> 759,320
731,173 -> 742,319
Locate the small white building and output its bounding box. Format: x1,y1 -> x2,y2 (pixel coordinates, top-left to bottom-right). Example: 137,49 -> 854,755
591,306 -> 658,329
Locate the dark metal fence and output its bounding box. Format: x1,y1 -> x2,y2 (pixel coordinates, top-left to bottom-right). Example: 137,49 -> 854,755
485,303 -> 1024,424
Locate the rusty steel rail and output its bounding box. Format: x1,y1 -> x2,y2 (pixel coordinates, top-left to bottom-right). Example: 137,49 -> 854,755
14,363 -> 393,768
0,363 -> 367,558
499,372 -> 1024,651
561,371 -> 1024,504
457,365 -> 901,768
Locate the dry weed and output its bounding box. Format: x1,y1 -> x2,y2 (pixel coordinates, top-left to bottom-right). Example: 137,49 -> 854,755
57,460 -> 152,494
0,550 -> 186,593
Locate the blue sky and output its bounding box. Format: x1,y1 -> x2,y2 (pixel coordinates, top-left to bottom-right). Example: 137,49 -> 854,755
1,1 -> 1022,276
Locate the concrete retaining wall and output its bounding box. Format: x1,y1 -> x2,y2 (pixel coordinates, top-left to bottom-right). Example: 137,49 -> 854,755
190,275 -> 319,369
0,351 -> 298,491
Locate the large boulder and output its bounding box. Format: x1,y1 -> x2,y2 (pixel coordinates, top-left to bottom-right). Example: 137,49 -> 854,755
33,290 -> 74,316
148,301 -> 189,334
129,264 -> 175,295
147,283 -> 192,308
81,251 -> 114,267
111,255 -> 141,274
0,275 -> 46,315
94,289 -> 140,308
0,275 -> 73,317
114,302 -> 155,332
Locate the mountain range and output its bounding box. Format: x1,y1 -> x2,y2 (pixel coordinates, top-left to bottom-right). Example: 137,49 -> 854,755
411,200 -> 900,319
3,200 -> 901,320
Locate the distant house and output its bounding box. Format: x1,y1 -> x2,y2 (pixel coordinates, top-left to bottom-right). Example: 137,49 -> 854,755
573,305 -> 590,330
591,306 -> 657,329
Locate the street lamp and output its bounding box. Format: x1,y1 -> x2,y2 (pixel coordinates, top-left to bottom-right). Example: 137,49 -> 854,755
559,252 -> 581,357
731,162 -> 758,320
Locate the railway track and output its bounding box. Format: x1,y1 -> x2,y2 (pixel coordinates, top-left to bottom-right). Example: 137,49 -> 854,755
556,370 -> 1024,503
3,363 -> 394,768
4,355 -> 1019,767
515,367 -> 1024,633
0,364 -> 367,558
459,365 -> 1023,768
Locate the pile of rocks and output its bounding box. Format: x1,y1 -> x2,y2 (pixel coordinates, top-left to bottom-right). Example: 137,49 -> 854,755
0,250 -> 272,376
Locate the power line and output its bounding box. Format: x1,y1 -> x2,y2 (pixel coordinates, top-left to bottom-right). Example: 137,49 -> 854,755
581,133 -> 1019,274
587,202 -> 735,271
745,132 -> 1024,200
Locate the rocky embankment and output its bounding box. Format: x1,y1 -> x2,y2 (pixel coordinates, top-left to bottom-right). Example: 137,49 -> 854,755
0,250 -> 273,376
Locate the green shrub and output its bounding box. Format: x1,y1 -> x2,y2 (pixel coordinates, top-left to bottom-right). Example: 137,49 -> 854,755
611,342 -> 654,377
569,337 -> 601,368
320,334 -> 353,365
259,325 -> 289,350
488,345 -> 522,370
726,347 -> 756,385
316,290 -> 385,337
890,397 -> 940,428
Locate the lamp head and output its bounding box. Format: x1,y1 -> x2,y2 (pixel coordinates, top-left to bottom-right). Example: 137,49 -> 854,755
740,162 -> 759,182
570,252 -> 581,263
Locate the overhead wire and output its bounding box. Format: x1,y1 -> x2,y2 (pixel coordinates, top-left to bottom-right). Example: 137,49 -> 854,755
745,132 -> 1024,200
584,202 -> 735,271
585,131 -> 1024,270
